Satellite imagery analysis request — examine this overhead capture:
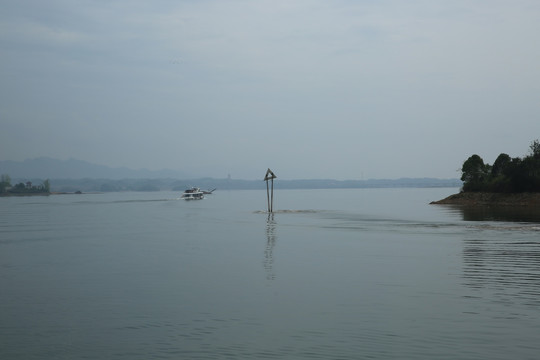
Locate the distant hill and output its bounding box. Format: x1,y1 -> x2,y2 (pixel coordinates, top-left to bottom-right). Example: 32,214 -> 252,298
0,157 -> 191,180
0,157 -> 462,193
29,177 -> 461,193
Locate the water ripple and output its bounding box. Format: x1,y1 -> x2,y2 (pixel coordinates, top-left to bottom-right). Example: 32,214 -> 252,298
462,235 -> 540,308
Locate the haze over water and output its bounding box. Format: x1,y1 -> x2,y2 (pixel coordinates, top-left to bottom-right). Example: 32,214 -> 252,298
1,188 -> 540,359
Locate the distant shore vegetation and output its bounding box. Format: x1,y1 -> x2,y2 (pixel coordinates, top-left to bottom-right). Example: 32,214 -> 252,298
0,174 -> 50,195
0,176 -> 461,194
461,140 -> 540,193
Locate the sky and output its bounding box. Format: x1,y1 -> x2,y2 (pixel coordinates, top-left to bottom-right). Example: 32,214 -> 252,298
1,0 -> 539,180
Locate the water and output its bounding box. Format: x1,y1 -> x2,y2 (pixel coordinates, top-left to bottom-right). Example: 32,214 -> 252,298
1,188 -> 540,359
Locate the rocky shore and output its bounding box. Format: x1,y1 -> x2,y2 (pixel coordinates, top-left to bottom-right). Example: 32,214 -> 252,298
431,192 -> 540,206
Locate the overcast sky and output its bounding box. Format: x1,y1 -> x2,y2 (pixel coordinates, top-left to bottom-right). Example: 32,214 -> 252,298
1,1 -> 539,180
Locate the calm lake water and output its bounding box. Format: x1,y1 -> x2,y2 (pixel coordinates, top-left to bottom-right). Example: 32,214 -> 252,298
1,188 -> 540,359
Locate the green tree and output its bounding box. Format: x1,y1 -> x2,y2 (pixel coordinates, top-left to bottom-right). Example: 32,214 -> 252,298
461,154 -> 489,192
460,139 -> 540,193
13,183 -> 26,191
492,153 -> 511,177
43,179 -> 51,193
519,140 -> 540,191
484,153 -> 513,192
529,139 -> 540,159
0,174 -> 11,193
527,139 -> 540,180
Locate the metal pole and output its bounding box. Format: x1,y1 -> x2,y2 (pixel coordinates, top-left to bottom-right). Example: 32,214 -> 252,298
270,178 -> 274,212
264,169 -> 276,213
266,179 -> 270,213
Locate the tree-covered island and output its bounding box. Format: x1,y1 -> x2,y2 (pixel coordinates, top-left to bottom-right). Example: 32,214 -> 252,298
0,174 -> 50,196
432,140 -> 540,206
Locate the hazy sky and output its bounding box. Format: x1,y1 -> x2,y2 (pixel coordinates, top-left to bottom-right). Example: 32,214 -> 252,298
1,0 -> 539,180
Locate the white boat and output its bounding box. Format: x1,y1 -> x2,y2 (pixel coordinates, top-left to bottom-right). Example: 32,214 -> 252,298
181,187 -> 204,200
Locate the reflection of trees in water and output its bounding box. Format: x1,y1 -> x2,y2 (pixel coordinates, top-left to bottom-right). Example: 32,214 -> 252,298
264,213 -> 277,281
453,205 -> 540,223
455,203 -> 540,305
462,235 -> 540,306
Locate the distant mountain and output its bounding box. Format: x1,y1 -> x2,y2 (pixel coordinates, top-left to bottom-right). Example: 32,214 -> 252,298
0,157 -> 191,180
270,177 -> 462,189
0,157 -> 462,192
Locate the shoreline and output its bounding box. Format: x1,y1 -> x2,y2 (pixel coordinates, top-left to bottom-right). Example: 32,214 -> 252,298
0,192 -> 50,197
431,192 -> 540,206
0,191 -> 85,197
